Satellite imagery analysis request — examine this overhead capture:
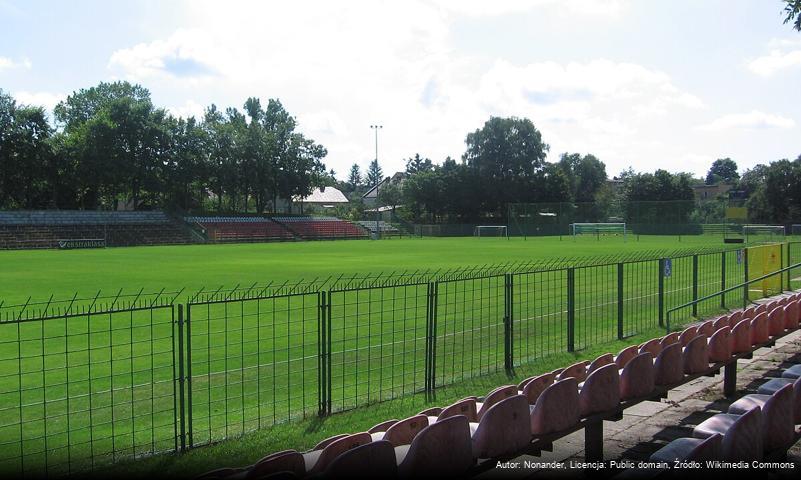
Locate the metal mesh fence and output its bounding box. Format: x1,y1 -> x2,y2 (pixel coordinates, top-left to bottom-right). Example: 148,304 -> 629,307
0,243 -> 798,475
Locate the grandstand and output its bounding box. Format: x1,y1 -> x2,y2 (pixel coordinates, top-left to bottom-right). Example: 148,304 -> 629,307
274,216 -> 368,240
356,220 -> 401,236
186,216 -> 295,243
0,210 -> 192,249
196,291 -> 801,478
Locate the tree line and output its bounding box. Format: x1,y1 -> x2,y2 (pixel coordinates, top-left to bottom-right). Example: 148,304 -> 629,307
0,82 -> 327,212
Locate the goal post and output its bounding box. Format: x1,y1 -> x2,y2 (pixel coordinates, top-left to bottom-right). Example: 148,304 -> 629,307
742,224 -> 785,243
474,225 -> 508,238
571,222 -> 627,241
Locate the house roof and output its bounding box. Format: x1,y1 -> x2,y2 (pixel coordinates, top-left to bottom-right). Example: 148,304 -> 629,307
296,186 -> 349,204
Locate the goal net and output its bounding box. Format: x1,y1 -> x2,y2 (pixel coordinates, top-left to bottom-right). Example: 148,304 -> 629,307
571,223 -> 627,240
474,225 -> 508,238
742,225 -> 785,243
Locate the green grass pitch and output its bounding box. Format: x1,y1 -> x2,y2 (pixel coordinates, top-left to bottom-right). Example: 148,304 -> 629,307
0,235 -> 779,476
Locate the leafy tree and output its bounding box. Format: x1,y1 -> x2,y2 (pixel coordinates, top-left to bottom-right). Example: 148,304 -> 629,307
557,153 -> 608,202
463,116 -> 549,215
365,159 -> 384,187
405,153 -> 433,174
377,180 -> 403,212
0,90 -> 54,208
623,169 -> 695,224
784,0 -> 801,31
347,163 -> 362,188
705,158 -> 739,185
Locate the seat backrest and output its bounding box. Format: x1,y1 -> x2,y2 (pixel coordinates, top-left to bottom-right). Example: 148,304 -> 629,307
722,407 -> 762,462
682,334 -> 709,374
614,345 -> 639,369
620,352 -> 655,400
712,315 -> 730,332
312,433 -> 348,451
679,326 -> 698,347
437,398 -> 478,423
517,371 -> 554,392
247,450 -> 305,479
398,415 -> 473,478
579,364 -> 620,416
660,333 -> 680,349
728,311 -> 743,328
368,419 -> 398,434
521,373 -> 554,404
307,432 -> 372,475
654,342 -> 683,387
755,303 -> 767,314
470,395 -> 531,459
697,320 -> 715,337
638,338 -> 662,358
730,319 -> 752,354
324,440 -> 397,479
792,377 -> 801,424
784,301 -> 799,329
477,385 -> 517,420
761,384 -> 795,451
707,326 -> 731,363
556,361 -> 589,383
383,415 -> 429,447
743,306 -> 756,320
587,353 -> 614,374
767,307 -> 785,336
530,378 -> 580,435
750,312 -> 770,344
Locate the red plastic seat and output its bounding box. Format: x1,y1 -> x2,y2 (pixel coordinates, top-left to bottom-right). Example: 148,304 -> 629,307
638,338 -> 662,358
707,326 -> 732,363
750,312 -> 770,344
470,395 -> 531,459
654,342 -> 683,387
247,450 -> 305,479
303,432 -> 372,475
620,352 -> 655,400
520,373 -> 554,405
395,415 -> 474,478
556,361 -> 589,383
530,378 -> 580,436
579,364 -> 620,416
682,335 -> 709,375
324,440 -> 397,478
614,345 -> 639,369
476,385 -> 517,420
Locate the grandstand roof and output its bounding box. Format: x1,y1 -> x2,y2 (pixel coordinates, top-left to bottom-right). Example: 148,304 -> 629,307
295,186 -> 349,204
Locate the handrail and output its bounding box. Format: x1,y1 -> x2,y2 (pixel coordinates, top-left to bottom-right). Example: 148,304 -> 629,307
666,260 -> 801,331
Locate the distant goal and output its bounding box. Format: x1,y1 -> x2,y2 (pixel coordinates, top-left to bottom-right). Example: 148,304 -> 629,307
571,222 -> 627,241
474,225 -> 508,238
742,225 -> 785,243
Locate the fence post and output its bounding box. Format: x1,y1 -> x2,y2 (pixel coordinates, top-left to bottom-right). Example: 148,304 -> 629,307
780,242 -> 785,293
317,291 -> 328,417
504,273 -> 514,376
425,282 -> 438,400
692,254 -> 699,317
617,263 -> 624,340
743,248 -> 749,308
185,303 -> 193,447
176,304 -> 186,452
567,268 -> 575,352
787,243 -> 792,291
658,258 -> 665,328
720,251 -> 726,309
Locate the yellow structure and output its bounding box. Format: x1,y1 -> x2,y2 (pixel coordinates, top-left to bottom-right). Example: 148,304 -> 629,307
747,243 -> 782,298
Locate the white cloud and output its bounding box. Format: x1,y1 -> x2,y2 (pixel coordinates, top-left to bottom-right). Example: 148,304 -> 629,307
13,90 -> 64,112
748,49 -> 801,76
697,111 -> 795,132
167,99 -> 205,120
103,0 -> 705,179
433,0 -> 627,18
0,56 -> 32,71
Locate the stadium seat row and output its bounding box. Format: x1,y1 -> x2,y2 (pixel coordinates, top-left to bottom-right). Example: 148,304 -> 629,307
196,291 -> 801,479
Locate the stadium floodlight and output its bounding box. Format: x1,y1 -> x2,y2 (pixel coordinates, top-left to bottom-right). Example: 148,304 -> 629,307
742,224 -> 785,243
474,225 -> 508,238
571,223 -> 627,241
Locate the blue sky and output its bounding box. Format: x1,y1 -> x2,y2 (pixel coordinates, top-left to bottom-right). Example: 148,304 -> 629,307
1,0 -> 800,180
